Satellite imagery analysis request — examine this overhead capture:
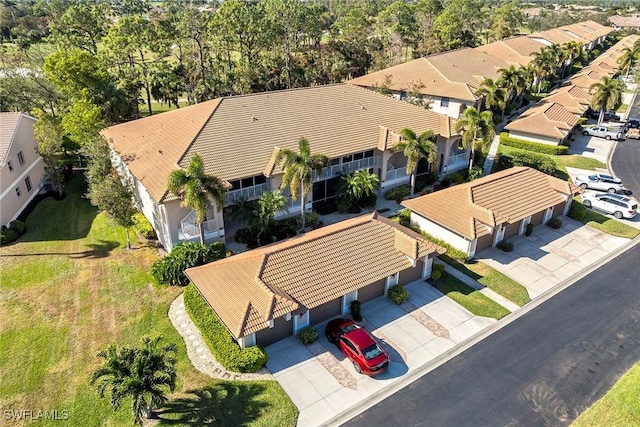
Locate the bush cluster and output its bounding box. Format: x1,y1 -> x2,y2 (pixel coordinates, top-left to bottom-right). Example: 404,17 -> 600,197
297,326 -> 318,345
234,213 -> 322,248
388,284 -> 409,305
183,284 -> 268,372
509,151 -> 557,175
496,240 -> 513,252
431,263 -> 445,281
500,133 -> 569,155
525,223 -> 535,236
152,241 -> 226,286
415,172 -> 439,191
0,220 -> 27,245
547,217 -> 563,229
132,213 -> 156,239
568,200 -> 587,221
350,300 -> 362,322
384,185 -> 411,202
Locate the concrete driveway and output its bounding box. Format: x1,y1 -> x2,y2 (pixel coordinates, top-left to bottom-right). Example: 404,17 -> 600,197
477,217 -> 630,299
265,280 -> 496,427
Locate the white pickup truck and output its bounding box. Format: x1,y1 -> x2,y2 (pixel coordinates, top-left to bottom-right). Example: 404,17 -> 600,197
582,126 -> 622,140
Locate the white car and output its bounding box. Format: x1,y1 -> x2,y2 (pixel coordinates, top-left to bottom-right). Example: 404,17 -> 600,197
574,174 -> 623,193
581,193 -> 637,219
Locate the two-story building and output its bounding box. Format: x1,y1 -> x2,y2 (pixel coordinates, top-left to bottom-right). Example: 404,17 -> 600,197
0,113 -> 46,227
102,84 -> 462,252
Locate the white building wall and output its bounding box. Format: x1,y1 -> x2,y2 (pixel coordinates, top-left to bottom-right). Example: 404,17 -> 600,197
506,131 -> 563,146
410,212 -> 472,255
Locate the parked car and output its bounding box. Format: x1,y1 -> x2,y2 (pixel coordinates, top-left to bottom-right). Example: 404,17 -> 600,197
588,110 -> 621,122
325,318 -> 389,376
581,193 -> 637,219
574,173 -> 624,193
627,119 -> 640,129
582,126 -> 622,140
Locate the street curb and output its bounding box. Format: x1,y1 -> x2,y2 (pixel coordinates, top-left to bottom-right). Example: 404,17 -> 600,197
610,88 -> 639,177
320,234 -> 640,427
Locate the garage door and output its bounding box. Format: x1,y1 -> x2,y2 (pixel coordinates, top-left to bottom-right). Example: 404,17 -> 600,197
530,211 -> 545,226
400,260 -> 424,284
476,233 -> 494,252
310,298 -> 342,325
255,315 -> 293,347
358,279 -> 386,303
504,221 -> 520,239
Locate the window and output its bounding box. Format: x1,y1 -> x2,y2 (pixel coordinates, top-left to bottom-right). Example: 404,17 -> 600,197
7,160 -> 13,172
364,150 -> 374,158
17,151 -> 24,165
254,175 -> 266,185
25,176 -> 32,192
353,152 -> 363,160
440,97 -> 450,107
241,177 -> 254,188
15,187 -> 21,197
342,154 -> 353,163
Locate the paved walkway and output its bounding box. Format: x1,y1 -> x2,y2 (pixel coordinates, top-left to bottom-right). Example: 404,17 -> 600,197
168,294 -> 273,381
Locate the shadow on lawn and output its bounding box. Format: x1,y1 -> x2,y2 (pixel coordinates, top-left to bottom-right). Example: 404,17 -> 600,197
1,239 -> 120,258
157,382 -> 270,426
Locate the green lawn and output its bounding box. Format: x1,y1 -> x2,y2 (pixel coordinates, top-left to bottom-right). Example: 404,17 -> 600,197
439,256 -> 531,306
431,272 -> 510,320
573,199 -> 640,239
0,175 -> 297,426
572,362 -> 640,427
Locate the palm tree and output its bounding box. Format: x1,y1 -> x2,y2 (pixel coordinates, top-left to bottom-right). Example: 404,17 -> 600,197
91,336 -> 177,425
475,77 -> 508,118
589,76 -> 624,126
531,46 -> 555,93
562,41 -> 583,76
617,46 -> 640,78
167,154 -> 228,244
229,197 -> 258,227
275,138 -> 329,231
497,65 -> 521,101
337,170 -> 379,210
393,128 -> 437,196
257,190 -> 289,237
453,107 -> 496,173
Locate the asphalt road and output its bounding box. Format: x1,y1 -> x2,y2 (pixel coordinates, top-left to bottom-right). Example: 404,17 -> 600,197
612,92 -> 640,196
344,244 -> 640,427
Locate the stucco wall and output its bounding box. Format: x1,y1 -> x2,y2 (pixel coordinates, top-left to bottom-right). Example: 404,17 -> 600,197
507,130 -> 563,146
410,212 -> 473,255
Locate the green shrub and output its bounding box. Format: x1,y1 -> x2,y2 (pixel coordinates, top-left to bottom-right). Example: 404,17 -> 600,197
431,263 -> 445,281
183,284 -> 268,372
388,285 -> 409,305
132,213 -> 156,239
234,227 -> 258,244
384,185 -> 411,202
525,223 -> 535,236
0,220 -> 27,245
500,133 -> 569,155
469,166 -> 483,181
569,200 -> 587,220
510,150 -> 557,175
151,241 -> 226,286
297,326 -> 318,345
360,192 -> 377,209
448,171 -> 467,185
496,240 -> 513,252
415,172 -> 438,191
336,195 -> 353,213
547,217 -> 563,229
350,300 -> 362,322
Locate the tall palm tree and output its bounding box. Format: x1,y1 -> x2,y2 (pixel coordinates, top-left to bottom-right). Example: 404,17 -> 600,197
275,138 -> 329,231
167,154 -> 228,244
531,46 -> 555,93
91,336 -> 177,425
475,77 -> 508,118
562,41 -> 583,76
393,128 -> 437,196
453,107 -> 496,174
257,189 -> 289,237
617,46 -> 640,78
589,76 -> 624,126
497,65 -> 521,101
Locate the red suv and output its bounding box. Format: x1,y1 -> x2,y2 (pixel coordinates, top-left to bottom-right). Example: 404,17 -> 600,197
325,318 -> 389,376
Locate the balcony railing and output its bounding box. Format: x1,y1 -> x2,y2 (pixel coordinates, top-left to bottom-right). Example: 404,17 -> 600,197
386,166 -> 409,182
448,152 -> 468,167
224,183 -> 267,205
180,210 -> 217,238
312,157 -> 377,181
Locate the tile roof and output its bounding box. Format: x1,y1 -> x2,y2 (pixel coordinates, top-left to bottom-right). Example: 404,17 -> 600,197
504,102 -> 580,139
608,15 -> 640,28
0,112 -> 22,165
102,84 -> 452,203
348,48 -> 510,102
402,167 -> 580,240
544,85 -> 592,114
186,212 -> 445,339
475,37 -> 544,66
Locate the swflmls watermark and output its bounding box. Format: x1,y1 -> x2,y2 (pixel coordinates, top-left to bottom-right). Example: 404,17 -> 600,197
2,409 -> 69,421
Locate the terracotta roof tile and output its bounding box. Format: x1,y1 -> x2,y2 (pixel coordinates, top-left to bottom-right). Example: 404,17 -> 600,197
504,102 -> 579,139
475,37 -> 544,66
0,112 -> 23,165
544,85 -> 592,114
403,167 -> 579,240
186,212 -> 444,339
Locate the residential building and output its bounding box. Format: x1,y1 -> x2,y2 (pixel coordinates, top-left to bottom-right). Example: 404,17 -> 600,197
102,84 -> 462,251
402,167 -> 581,259
504,102 -> 580,146
0,113 -> 46,227
608,15 -> 640,31
186,212 -> 445,348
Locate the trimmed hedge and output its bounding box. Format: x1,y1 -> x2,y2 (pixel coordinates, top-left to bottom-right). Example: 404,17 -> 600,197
509,151 -> 557,175
500,133 -> 569,155
388,285 -> 409,305
0,220 -> 27,245
183,284 -> 268,372
152,242 -> 227,286
132,213 -> 156,239
568,200 -> 587,221
297,326 -> 318,345
384,185 -> 411,201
